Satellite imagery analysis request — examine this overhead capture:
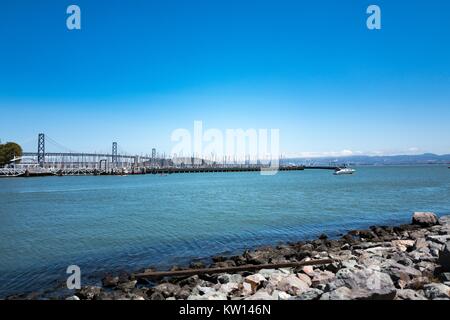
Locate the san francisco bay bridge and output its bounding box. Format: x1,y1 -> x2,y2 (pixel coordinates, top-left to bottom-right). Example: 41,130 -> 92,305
1,133 -> 167,176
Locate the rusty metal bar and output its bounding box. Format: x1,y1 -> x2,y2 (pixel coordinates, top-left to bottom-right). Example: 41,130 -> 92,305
133,259 -> 334,279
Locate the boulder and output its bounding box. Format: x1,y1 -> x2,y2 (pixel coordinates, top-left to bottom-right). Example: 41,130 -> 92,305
438,242 -> 450,272
244,274 -> 266,291
318,233 -> 328,240
413,238 -> 428,251
296,273 -> 312,287
301,265 -> 316,277
189,261 -> 205,269
276,274 -> 309,295
122,293 -> 145,300
102,274 -> 119,288
423,283 -> 450,299
320,287 -> 353,300
153,282 -> 181,298
175,286 -> 192,300
258,269 -> 280,279
380,260 -> 422,284
439,272 -> 450,282
395,289 -> 427,300
218,282 -> 239,295
76,286 -> 102,300
96,290 -> 133,300
243,249 -> 278,265
311,270 -> 336,287
293,288 -> 323,300
149,292 -> 165,300
217,273 -> 243,285
330,268 -> 396,300
412,212 -> 439,227
188,291 -> 228,300
427,235 -> 450,245
241,282 -> 253,296
245,289 -> 273,300
66,295 -> 80,300
405,277 -> 430,290
391,240 -> 415,252
177,275 -> 200,287
117,280 -> 137,292
211,260 -> 236,268
271,290 -> 291,300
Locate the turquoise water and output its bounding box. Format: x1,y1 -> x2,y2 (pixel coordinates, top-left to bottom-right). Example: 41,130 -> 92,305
1,166 -> 450,297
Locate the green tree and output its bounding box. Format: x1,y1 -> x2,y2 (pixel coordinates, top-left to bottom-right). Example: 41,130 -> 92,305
0,142 -> 23,166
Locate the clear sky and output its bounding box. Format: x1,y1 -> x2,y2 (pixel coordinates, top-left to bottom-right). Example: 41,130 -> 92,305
0,0 -> 449,157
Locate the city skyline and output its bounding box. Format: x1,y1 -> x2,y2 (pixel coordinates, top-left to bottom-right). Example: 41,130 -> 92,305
1,0 -> 450,156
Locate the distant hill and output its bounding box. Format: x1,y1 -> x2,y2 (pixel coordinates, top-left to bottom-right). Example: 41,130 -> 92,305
282,153 -> 450,166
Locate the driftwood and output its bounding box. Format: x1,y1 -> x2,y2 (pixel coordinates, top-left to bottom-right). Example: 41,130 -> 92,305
133,259 -> 334,279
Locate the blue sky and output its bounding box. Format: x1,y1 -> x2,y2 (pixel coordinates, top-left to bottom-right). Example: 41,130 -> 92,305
0,0 -> 449,156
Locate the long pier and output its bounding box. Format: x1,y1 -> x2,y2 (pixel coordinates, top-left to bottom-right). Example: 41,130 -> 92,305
145,165 -> 311,174
0,165 -> 314,177
0,165 -> 345,178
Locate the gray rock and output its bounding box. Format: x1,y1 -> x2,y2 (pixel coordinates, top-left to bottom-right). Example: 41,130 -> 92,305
330,268 -> 396,300
175,286 -> 191,300
427,235 -> 450,245
311,270 -> 335,287
218,273 -> 243,284
439,242 -> 450,272
153,282 -> 181,298
396,289 -> 427,300
189,261 -> 205,269
320,287 -> 353,300
439,272 -> 450,282
413,238 -> 428,251
423,283 -> 450,299
102,275 -> 119,288
341,259 -> 358,269
65,295 -> 80,300
293,288 -> 323,300
177,275 -> 200,287
412,212 -> 439,227
76,286 -> 102,300
297,273 -> 312,287
117,280 -> 137,292
96,291 -> 128,300
149,292 -> 165,300
276,274 -> 309,295
218,281 -> 239,295
122,293 -> 145,300
188,290 -> 228,300
380,260 -> 422,283
271,290 -> 292,300
244,274 -> 266,291
243,249 -> 275,265
244,289 -> 273,300
404,276 -> 430,290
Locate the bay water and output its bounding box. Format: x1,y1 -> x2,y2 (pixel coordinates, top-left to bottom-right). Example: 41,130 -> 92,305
1,166 -> 449,297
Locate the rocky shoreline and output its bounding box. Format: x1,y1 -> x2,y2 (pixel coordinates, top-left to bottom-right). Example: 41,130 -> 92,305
8,212 -> 450,300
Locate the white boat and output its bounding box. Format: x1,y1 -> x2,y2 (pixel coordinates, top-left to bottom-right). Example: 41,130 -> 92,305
334,168 -> 355,175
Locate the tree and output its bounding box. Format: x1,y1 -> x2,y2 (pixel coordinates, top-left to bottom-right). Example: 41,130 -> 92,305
0,142 -> 22,166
